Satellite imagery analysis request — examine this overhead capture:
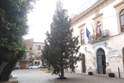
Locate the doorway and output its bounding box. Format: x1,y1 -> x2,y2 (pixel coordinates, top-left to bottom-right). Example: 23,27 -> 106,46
97,48 -> 106,74
82,54 -> 86,73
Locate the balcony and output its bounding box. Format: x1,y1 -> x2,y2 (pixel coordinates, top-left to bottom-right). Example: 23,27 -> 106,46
28,58 -> 34,61
88,29 -> 110,44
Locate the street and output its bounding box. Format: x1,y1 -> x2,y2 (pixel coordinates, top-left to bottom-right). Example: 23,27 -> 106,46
12,69 -> 124,83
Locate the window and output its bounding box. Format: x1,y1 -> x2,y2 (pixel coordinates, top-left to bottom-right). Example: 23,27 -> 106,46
97,21 -> 102,37
81,30 -> 85,44
38,52 -> 41,54
38,45 -> 41,50
92,12 -> 103,39
30,47 -> 32,50
78,23 -> 85,44
120,9 -> 124,32
114,1 -> 124,33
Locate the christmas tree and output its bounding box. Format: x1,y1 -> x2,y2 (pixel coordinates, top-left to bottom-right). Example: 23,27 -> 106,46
42,1 -> 81,79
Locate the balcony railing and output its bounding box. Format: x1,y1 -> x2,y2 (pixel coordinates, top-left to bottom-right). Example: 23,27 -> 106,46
88,29 -> 110,43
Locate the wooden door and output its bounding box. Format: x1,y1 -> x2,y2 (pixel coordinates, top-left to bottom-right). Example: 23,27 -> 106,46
97,48 -> 106,74
82,54 -> 86,73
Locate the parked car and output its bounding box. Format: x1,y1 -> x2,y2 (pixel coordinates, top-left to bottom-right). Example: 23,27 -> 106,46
14,65 -> 21,70
28,65 -> 41,69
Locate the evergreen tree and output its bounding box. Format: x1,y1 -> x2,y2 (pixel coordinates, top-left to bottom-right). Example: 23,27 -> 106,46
42,1 -> 81,79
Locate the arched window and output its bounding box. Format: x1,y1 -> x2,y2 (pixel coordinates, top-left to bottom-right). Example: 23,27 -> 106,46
120,9 -> 124,32
97,21 -> 102,37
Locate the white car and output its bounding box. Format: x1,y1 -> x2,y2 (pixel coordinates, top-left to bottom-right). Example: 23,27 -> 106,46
28,65 -> 41,69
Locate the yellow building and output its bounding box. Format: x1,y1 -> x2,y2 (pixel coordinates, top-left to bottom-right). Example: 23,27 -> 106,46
71,0 -> 124,78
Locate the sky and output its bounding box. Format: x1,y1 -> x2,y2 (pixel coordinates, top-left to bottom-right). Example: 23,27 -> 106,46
24,0 -> 89,42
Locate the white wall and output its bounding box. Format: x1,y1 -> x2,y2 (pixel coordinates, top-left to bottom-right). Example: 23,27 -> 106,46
100,1 -> 118,36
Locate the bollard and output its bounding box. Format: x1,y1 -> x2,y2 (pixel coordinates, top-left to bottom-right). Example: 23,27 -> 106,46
118,67 -> 120,78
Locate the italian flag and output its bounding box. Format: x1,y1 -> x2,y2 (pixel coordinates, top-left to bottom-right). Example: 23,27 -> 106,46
94,23 -> 98,38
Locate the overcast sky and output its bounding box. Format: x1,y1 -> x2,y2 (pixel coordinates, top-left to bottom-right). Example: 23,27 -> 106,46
24,0 -> 89,42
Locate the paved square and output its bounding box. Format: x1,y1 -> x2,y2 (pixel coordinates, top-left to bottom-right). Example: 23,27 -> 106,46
12,69 -> 124,83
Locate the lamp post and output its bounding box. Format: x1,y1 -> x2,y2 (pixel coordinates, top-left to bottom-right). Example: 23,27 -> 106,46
84,47 -> 91,53
104,42 -> 111,49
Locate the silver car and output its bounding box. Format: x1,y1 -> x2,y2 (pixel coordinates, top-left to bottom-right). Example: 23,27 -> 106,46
28,65 -> 41,69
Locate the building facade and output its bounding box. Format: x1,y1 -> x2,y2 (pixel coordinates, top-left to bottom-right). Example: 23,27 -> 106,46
71,0 -> 124,78
23,39 -> 45,68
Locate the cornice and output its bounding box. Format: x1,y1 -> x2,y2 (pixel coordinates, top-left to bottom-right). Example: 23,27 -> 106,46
92,13 -> 103,20
71,0 -> 115,27
113,1 -> 124,8
78,23 -> 85,28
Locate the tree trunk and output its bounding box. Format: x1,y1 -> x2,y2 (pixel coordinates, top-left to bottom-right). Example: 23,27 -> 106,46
48,62 -> 50,70
61,67 -> 64,77
59,65 -> 66,79
0,61 -> 4,75
0,58 -> 19,81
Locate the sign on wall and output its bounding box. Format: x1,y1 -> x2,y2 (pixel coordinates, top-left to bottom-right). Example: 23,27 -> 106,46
108,50 -> 119,57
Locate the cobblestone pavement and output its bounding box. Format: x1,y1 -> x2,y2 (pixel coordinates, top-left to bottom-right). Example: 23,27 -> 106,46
12,69 -> 124,83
